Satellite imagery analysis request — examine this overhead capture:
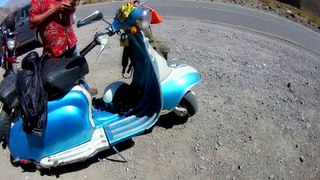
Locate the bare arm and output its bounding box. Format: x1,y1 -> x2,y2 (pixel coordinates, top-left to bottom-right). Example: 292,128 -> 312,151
29,8 -> 56,29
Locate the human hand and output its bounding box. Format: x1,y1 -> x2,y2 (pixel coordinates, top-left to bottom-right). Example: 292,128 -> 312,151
55,2 -> 73,12
70,0 -> 78,7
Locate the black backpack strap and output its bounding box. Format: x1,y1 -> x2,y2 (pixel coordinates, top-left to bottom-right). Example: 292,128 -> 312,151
122,45 -> 134,78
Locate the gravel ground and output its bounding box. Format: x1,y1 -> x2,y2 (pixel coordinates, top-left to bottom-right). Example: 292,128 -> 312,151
0,12 -> 320,180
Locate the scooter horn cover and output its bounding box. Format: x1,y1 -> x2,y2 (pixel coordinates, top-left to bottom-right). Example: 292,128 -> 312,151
148,6 -> 163,24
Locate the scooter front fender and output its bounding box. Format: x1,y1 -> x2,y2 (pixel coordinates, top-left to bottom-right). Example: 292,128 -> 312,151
161,65 -> 201,112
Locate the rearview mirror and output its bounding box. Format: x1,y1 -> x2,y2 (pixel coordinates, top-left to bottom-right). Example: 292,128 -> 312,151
77,11 -> 103,28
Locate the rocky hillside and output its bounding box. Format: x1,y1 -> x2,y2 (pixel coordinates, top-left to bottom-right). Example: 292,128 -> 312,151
222,0 -> 320,33
0,7 -> 11,22
301,0 -> 320,17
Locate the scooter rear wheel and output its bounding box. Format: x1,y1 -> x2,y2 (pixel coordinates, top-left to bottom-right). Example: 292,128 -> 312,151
0,103 -> 10,146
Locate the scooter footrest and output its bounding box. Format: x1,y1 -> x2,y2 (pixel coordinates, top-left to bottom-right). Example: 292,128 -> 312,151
105,113 -> 157,145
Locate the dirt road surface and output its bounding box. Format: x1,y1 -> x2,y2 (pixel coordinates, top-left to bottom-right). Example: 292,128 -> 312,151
0,14 -> 319,180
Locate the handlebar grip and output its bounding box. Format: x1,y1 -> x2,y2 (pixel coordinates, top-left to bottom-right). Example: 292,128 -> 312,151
80,39 -> 97,57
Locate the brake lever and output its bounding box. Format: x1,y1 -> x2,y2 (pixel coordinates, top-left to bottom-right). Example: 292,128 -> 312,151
95,32 -> 109,61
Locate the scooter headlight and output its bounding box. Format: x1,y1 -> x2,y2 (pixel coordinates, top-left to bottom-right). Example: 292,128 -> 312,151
7,39 -> 15,51
136,9 -> 151,29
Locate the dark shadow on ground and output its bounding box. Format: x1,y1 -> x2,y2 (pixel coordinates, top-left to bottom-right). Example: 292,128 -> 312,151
155,113 -> 188,129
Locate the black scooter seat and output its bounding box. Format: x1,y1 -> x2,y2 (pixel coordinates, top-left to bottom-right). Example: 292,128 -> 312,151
41,55 -> 89,98
0,53 -> 90,107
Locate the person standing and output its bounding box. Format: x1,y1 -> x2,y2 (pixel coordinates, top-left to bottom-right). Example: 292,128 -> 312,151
29,0 -> 78,58
29,0 -> 98,95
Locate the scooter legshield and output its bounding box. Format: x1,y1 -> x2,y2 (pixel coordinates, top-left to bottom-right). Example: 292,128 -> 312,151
103,32 -> 163,145
9,86 -> 94,162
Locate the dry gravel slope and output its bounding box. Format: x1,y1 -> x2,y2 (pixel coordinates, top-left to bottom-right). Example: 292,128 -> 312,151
0,18 -> 319,179
0,1 -> 319,179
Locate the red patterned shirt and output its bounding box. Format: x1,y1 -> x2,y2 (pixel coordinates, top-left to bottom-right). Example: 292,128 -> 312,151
30,0 -> 77,57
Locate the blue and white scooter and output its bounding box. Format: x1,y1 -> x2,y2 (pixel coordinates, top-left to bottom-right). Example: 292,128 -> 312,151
0,3 -> 201,169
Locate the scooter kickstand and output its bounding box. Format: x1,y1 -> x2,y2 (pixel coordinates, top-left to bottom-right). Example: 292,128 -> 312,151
112,146 -> 128,163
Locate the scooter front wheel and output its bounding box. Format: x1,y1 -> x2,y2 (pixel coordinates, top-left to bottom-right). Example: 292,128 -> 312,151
173,91 -> 198,118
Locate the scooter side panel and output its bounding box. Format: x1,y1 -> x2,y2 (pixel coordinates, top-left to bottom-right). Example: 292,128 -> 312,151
9,89 -> 94,162
161,65 -> 202,112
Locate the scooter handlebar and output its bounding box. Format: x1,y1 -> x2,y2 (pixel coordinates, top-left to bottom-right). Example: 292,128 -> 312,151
79,28 -> 114,57
80,39 -> 97,57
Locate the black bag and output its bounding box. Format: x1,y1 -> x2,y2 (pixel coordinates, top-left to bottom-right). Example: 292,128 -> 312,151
122,45 -> 133,77
16,52 -> 48,136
